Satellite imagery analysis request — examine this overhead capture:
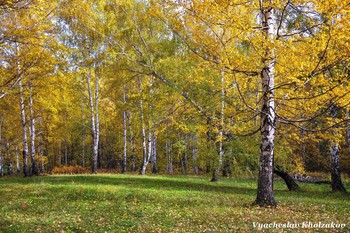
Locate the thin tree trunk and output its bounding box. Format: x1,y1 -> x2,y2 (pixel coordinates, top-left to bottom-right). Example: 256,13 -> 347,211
87,69 -> 99,174
29,84 -> 38,175
122,86 -> 127,173
255,1 -> 277,207
64,135 -> 68,165
148,77 -> 157,174
191,135 -> 199,174
58,141 -> 62,167
166,139 -> 173,174
37,117 -> 45,173
0,121 -> 3,177
127,112 -> 136,172
82,129 -> 86,167
6,141 -> 12,175
181,135 -> 188,175
222,152 -> 232,177
94,69 -> 100,171
151,134 -> 157,174
211,70 -> 225,182
16,145 -> 20,173
82,101 -> 86,167
18,77 -> 29,177
147,129 -> 152,172
139,77 -> 148,175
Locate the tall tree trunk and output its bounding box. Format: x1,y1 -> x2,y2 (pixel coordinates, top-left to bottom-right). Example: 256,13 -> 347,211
127,112 -> 136,172
211,70 -> 225,182
29,84 -> 38,175
18,77 -> 29,177
166,139 -> 173,174
122,86 -> 127,173
148,77 -> 157,174
329,106 -> 347,192
16,44 -> 29,177
255,1 -> 277,207
139,77 -> 148,175
58,141 -> 62,167
64,135 -> 68,165
87,69 -> 99,174
81,100 -> 86,167
82,128 -> 86,167
147,129 -> 152,172
37,117 -> 45,173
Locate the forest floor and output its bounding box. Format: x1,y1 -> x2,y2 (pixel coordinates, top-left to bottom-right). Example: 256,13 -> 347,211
0,174 -> 349,232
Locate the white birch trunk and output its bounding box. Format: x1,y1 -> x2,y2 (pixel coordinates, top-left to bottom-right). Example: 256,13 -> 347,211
87,69 -> 99,174
148,76 -> 157,174
82,100 -> 86,167
329,107 -> 347,192
94,68 -> 100,172
18,77 -> 29,177
151,134 -> 157,174
255,0 -> 277,206
122,86 -> 127,173
138,77 -> 148,175
212,70 -> 225,182
29,84 -> 38,175
16,145 -> 20,173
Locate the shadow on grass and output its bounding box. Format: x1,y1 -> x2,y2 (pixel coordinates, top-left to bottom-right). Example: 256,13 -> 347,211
1,174 -> 349,201
1,175 -> 258,196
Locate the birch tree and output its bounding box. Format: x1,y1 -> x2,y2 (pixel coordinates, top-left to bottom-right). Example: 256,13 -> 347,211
87,68 -> 100,174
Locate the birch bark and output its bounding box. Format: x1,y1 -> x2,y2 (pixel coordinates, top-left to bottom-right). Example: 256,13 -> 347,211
122,86 -> 127,173
87,69 -> 100,174
29,84 -> 38,175
255,0 -> 277,206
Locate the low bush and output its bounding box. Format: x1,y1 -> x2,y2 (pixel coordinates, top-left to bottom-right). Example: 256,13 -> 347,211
51,166 -> 88,174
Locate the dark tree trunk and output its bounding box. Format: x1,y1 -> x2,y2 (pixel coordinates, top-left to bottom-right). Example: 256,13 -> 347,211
222,155 -> 232,177
274,168 -> 301,191
211,171 -> 219,182
330,145 -> 347,193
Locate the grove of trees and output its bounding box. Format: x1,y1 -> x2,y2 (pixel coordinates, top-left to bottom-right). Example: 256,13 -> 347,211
0,0 -> 350,206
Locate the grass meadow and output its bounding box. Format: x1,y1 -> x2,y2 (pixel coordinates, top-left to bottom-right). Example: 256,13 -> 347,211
0,174 -> 349,232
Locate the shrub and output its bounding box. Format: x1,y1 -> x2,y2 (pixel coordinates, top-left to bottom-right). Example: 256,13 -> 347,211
51,166 -> 88,174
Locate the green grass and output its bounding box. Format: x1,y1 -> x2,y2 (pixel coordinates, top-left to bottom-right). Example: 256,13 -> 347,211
0,174 -> 349,232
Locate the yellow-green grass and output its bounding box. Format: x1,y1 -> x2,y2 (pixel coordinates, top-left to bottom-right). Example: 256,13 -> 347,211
0,174 -> 349,232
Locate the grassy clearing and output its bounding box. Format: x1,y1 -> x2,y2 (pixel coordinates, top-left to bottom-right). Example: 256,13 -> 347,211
0,174 -> 349,232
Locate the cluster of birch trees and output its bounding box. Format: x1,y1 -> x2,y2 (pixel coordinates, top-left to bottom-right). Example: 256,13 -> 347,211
0,0 -> 350,206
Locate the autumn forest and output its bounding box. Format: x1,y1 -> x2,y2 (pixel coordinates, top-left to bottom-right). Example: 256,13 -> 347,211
1,0 -> 350,217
